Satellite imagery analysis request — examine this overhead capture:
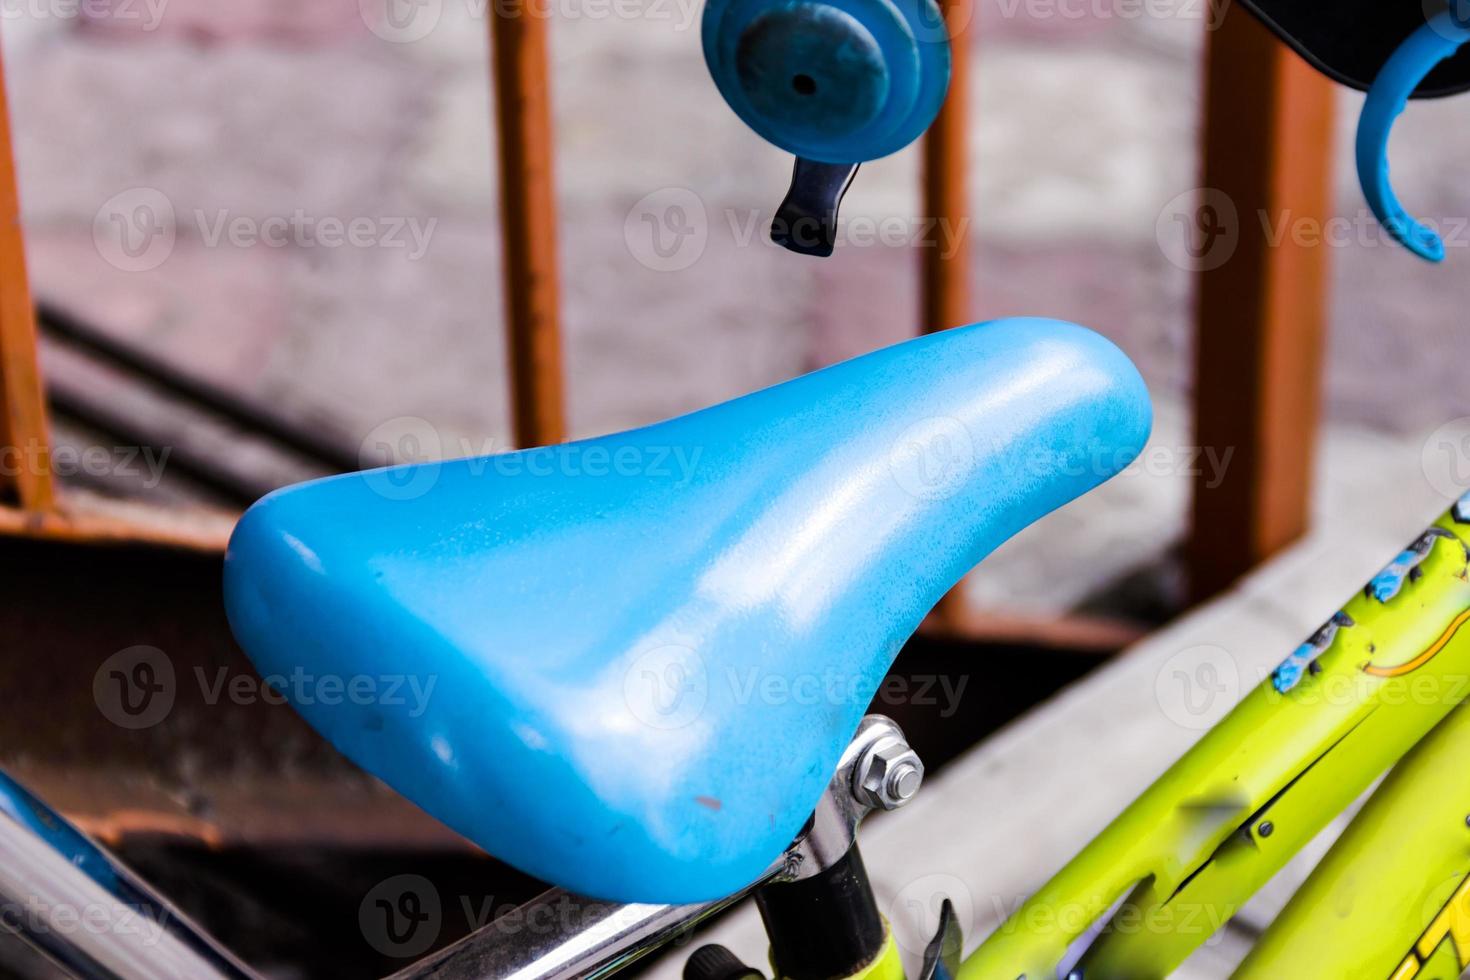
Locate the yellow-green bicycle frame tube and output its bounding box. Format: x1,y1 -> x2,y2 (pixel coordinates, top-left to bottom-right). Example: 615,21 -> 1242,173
1234,699 -> 1470,980
847,932 -> 905,980
961,499 -> 1470,979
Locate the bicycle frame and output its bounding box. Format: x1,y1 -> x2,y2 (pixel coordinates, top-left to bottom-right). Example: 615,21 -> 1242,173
9,502 -> 1470,980
960,498 -> 1470,979
1235,699 -> 1470,979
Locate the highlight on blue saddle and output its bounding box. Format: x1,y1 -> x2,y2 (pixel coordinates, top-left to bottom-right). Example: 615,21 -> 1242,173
1357,8 -> 1470,262
223,317 -> 1152,904
702,0 -> 951,162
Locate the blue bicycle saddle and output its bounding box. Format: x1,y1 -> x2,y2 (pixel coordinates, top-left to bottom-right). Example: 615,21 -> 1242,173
223,317 -> 1152,904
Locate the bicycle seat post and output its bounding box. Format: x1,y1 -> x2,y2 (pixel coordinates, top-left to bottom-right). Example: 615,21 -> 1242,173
755,847 -> 886,979
690,716 -> 926,980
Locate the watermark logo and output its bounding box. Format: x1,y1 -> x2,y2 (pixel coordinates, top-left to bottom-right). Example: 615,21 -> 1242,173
360,874 -> 442,958
623,645 -> 709,730
0,897 -> 173,947
1425,0 -> 1470,40
1160,187 -> 1470,268
0,440 -> 171,488
356,884 -> 639,957
621,654 -> 970,730
1422,417 -> 1470,501
359,0 -> 444,41
622,188 -> 972,269
991,0 -> 1228,29
93,646 -> 439,730
356,417 -> 706,501
1156,187 -> 1238,272
93,189 -> 438,271
94,188 -> 176,273
359,0 -> 703,41
909,0 -> 969,43
0,0 -> 170,31
625,188 -> 708,272
194,209 -> 437,259
360,416 -> 445,501
1154,643 -> 1239,729
889,416 -> 977,502
730,207 -> 969,258
889,873 -> 975,955
93,646 -> 176,731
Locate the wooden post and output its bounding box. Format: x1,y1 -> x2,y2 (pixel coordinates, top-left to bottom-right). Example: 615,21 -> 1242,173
489,3 -> 566,449
921,0 -> 973,335
0,41 -> 53,511
1186,6 -> 1335,602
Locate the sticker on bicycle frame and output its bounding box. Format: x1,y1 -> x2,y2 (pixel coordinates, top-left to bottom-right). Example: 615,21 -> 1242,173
1272,611 -> 1353,693
1389,872 -> 1470,979
1454,490 -> 1470,526
1367,529 -> 1457,604
1272,520 -> 1470,692
1365,608 -> 1470,679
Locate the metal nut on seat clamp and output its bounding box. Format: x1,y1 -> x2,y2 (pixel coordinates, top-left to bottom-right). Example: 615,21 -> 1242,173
853,732 -> 924,811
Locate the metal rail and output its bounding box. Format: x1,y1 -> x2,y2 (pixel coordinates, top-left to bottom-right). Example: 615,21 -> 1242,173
0,769 -> 260,980
40,303 -> 362,475
388,886 -> 762,980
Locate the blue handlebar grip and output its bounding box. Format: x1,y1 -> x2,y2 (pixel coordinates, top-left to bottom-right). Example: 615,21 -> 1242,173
1357,10 -> 1470,262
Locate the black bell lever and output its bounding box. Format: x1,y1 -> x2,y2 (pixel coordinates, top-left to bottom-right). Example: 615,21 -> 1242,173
771,157 -> 860,257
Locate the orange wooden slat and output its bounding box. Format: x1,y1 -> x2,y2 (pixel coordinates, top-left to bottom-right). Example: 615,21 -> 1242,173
921,0 -> 974,335
1187,7 -> 1336,601
0,502 -> 230,553
0,41 -> 53,511
489,6 -> 566,449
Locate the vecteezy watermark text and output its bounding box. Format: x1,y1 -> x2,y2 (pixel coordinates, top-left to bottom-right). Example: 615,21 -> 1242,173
623,187 -> 972,272
359,877 -> 669,958
990,0 -> 1229,27
358,416 -> 706,500
0,897 -> 173,948
93,646 -> 438,730
0,0 -> 169,30
0,440 -> 171,489
1158,187 -> 1470,271
624,644 -> 972,731
359,0 -> 703,43
94,189 -> 438,272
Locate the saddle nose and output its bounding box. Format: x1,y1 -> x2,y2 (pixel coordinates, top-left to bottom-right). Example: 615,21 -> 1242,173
223,317 -> 1151,904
